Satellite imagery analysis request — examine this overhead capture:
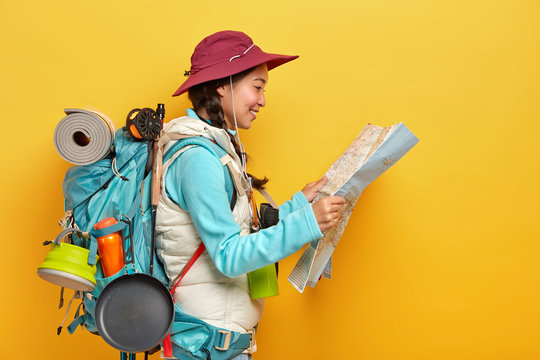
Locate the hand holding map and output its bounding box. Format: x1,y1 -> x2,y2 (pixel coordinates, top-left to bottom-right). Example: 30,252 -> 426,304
288,122 -> 419,293
311,195 -> 347,232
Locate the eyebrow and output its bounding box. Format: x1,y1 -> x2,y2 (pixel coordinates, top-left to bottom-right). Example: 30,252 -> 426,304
253,77 -> 266,84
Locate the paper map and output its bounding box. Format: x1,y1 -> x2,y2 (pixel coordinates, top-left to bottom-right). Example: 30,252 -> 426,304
287,123 -> 419,293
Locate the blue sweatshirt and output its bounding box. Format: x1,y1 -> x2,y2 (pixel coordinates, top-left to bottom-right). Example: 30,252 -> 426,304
163,111 -> 323,277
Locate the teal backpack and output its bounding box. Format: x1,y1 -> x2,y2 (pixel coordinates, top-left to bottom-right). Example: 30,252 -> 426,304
49,112 -> 254,359
58,126 -> 169,336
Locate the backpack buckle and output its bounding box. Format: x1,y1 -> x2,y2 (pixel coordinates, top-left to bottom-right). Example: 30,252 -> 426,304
247,328 -> 256,353
215,330 -> 231,351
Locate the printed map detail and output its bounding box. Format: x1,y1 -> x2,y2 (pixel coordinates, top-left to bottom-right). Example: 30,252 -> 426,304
288,123 -> 419,293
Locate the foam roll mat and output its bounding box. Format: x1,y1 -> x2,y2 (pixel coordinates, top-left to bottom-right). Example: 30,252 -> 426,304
54,108 -> 116,165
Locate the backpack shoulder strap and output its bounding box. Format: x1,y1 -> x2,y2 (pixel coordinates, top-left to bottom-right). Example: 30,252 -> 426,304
220,154 -> 248,197
162,136 -> 239,209
162,136 -> 220,162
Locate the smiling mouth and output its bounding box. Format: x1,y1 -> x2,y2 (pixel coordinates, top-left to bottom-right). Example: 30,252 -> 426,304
250,110 -> 258,118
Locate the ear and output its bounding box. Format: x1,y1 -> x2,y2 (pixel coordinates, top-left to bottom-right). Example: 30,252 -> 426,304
216,84 -> 227,97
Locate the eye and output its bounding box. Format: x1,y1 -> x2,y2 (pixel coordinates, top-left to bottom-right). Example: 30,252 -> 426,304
254,86 -> 265,92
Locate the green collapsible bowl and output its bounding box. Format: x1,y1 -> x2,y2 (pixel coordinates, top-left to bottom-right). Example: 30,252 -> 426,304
37,229 -> 98,292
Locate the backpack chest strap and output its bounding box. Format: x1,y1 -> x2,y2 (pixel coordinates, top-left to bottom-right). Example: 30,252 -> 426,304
220,154 -> 248,197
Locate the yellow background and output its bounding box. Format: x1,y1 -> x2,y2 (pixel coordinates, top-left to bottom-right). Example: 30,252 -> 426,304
1,0 -> 539,359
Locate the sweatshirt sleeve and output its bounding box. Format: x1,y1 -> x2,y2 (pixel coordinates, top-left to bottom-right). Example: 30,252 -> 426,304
165,147 -> 323,278
278,191 -> 310,219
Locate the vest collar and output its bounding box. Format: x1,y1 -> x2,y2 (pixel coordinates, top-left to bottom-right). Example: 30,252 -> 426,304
186,108 -> 237,136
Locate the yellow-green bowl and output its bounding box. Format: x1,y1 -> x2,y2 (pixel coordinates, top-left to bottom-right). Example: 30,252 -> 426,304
37,242 -> 98,291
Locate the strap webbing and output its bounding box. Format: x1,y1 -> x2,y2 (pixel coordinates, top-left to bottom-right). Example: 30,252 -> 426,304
169,242 -> 206,295
67,302 -> 85,334
90,195 -> 142,238
221,155 -> 246,197
255,188 -> 278,209
57,291 -> 77,335
158,132 -> 192,148
163,242 -> 206,357
87,195 -> 142,266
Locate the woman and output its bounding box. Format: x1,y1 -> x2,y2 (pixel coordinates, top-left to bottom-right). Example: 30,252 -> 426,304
156,30 -> 345,359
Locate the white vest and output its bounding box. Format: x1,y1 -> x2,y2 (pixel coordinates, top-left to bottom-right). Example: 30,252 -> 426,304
155,116 -> 263,335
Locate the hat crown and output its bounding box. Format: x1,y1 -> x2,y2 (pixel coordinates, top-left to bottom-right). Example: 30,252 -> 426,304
190,31 -> 254,74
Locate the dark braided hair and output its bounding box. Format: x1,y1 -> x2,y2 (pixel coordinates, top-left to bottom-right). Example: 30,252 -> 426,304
187,67 -> 269,190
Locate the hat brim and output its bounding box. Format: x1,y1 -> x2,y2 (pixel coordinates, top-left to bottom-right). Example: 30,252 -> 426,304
172,48 -> 298,97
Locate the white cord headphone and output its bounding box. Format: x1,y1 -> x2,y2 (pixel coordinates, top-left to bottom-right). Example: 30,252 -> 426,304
229,75 -> 252,192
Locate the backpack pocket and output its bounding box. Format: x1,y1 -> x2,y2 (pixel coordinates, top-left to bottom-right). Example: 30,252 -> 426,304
71,265 -> 129,334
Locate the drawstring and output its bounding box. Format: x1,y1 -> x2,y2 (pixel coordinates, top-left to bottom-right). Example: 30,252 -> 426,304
229,75 -> 259,229
229,44 -> 255,62
227,43 -> 259,226
57,291 -> 80,335
229,75 -> 251,190
227,41 -> 257,185
112,157 -> 129,181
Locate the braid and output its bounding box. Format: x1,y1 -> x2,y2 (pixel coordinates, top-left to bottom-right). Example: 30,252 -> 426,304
205,95 -> 245,164
188,74 -> 268,190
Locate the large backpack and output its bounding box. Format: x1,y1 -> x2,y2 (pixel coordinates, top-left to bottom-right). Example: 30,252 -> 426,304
58,126 -> 169,335
52,122 -> 255,359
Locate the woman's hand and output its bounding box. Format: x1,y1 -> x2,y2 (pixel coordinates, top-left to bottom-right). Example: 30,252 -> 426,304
312,196 -> 346,233
302,176 -> 328,202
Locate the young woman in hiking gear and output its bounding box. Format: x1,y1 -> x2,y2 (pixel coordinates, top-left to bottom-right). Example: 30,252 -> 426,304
156,30 -> 345,360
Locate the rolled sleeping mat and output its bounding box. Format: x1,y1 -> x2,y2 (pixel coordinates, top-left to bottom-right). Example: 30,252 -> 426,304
54,108 -> 116,165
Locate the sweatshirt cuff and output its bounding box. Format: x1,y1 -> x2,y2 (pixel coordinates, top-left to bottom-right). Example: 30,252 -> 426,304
291,191 -> 309,208
303,203 -> 324,240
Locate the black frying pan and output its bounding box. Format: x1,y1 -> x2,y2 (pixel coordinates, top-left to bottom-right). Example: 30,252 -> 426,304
94,216 -> 173,353
94,273 -> 173,352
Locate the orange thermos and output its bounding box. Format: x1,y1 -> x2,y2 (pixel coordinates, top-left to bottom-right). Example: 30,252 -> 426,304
93,217 -> 124,277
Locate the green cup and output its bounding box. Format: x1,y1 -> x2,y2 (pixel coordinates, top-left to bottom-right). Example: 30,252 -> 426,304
247,264 -> 279,299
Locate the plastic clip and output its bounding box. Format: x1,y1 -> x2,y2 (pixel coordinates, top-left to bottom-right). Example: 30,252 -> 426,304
215,330 -> 231,351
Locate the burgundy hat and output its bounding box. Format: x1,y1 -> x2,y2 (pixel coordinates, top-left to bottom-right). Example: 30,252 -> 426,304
172,31 -> 299,96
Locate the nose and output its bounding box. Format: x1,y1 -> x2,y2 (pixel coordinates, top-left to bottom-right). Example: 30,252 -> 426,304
258,92 -> 266,108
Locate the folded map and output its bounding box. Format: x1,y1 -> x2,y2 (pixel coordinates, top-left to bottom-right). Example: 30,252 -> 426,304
288,123 -> 419,293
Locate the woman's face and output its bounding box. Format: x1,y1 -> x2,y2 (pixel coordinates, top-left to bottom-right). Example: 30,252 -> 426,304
218,64 -> 268,130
